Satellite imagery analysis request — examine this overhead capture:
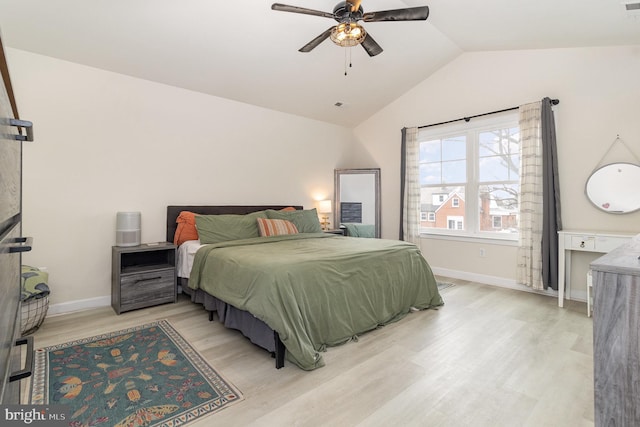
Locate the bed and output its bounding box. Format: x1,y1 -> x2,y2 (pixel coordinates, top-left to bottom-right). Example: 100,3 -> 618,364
166,205 -> 443,371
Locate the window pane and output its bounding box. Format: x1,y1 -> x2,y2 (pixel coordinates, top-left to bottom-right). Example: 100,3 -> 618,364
442,136 -> 466,161
479,156 -> 511,181
510,154 -> 519,180
420,163 -> 441,185
478,184 -> 519,233
442,160 -> 466,183
420,139 -> 441,160
508,127 -> 520,154
479,131 -> 504,157
420,186 -> 466,232
479,128 -> 517,157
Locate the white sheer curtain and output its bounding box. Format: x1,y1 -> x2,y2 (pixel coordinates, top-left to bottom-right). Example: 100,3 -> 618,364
517,102 -> 544,290
402,127 -> 420,244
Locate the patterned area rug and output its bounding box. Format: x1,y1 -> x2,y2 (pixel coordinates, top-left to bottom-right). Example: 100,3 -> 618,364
31,320 -> 242,427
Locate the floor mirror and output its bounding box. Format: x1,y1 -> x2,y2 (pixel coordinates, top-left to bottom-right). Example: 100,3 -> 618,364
334,168 -> 381,238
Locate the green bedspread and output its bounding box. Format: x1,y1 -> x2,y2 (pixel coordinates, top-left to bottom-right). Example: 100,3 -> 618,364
189,233 -> 443,370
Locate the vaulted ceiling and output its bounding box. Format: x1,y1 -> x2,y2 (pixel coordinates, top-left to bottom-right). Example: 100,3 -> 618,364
1,0 -> 638,127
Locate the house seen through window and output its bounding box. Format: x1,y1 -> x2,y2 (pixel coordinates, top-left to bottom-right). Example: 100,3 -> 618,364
418,113 -> 520,239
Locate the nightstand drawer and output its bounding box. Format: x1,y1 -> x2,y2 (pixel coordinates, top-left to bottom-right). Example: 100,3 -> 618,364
120,269 -> 175,312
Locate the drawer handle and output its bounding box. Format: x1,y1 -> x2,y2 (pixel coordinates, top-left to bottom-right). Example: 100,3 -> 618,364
580,241 -> 585,248
9,336 -> 34,382
9,118 -> 34,142
8,236 -> 33,253
135,276 -> 162,285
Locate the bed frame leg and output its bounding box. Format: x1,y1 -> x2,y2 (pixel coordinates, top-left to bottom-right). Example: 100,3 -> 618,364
274,332 -> 285,369
208,311 -> 214,321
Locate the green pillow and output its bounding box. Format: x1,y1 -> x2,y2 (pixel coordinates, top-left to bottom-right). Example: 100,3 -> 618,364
265,209 -> 322,233
343,223 -> 375,238
195,211 -> 267,244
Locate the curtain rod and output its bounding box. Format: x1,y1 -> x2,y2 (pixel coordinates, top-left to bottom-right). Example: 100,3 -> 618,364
417,98 -> 559,130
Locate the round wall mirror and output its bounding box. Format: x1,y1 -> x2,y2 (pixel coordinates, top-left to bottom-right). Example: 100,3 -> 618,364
585,162 -> 640,214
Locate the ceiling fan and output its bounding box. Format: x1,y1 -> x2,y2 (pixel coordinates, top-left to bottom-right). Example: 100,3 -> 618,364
271,0 -> 430,57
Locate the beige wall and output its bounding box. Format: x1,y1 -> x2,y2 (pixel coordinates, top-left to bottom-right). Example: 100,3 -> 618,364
354,45 -> 640,299
8,48 -> 354,311
9,45 -> 640,311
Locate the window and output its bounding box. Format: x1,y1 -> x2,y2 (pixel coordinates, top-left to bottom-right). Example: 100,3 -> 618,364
420,212 -> 427,221
427,212 -> 435,222
447,216 -> 463,230
492,216 -> 502,229
418,113 -> 520,240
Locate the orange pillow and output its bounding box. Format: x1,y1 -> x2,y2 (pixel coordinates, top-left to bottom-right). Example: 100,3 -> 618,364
280,206 -> 297,211
173,211 -> 199,245
257,218 -> 299,237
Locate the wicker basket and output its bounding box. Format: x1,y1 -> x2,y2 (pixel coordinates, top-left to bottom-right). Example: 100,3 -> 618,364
21,296 -> 49,336
21,265 -> 50,336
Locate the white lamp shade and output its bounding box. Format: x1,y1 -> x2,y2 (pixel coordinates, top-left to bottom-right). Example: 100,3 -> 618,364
318,200 -> 332,214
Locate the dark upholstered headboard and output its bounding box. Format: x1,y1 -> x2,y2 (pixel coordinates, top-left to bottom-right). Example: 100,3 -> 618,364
166,205 -> 303,242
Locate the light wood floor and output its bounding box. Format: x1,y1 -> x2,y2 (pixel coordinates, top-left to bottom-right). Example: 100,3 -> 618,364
23,278 -> 594,426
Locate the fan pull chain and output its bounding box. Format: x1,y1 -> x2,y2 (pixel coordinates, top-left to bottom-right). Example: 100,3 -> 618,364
344,48 -> 348,75
344,48 -> 354,76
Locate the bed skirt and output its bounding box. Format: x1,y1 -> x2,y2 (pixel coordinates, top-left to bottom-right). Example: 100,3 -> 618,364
180,278 -> 276,353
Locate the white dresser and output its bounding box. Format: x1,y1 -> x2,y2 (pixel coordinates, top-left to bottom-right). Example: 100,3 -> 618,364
557,230 -> 635,307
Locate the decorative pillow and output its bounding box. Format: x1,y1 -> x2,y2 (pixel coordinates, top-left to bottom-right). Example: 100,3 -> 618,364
265,208 -> 322,233
257,218 -> 299,237
195,211 -> 267,244
280,206 -> 297,211
174,211 -> 199,246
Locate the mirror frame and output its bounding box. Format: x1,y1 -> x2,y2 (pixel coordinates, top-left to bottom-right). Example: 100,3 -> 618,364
334,168 -> 381,238
585,162 -> 640,214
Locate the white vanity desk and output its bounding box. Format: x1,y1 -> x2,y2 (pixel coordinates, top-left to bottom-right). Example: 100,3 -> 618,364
557,230 -> 635,307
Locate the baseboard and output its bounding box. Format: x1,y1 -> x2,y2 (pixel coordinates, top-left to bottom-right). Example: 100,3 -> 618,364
48,296 -> 111,316
429,267 -> 581,301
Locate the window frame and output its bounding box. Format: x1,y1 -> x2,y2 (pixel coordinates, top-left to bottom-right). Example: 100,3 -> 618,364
417,112 -> 520,241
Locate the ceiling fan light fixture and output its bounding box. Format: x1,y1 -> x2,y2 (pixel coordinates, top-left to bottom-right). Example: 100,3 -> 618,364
330,22 -> 367,47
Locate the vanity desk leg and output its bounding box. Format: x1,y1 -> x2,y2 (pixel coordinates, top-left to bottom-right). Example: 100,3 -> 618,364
558,240 -> 567,307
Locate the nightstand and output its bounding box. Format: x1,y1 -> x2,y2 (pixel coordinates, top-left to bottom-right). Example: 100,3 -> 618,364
324,229 -> 345,235
111,243 -> 177,314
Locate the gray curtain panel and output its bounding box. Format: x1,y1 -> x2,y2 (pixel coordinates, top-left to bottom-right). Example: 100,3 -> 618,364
399,127 -> 408,240
541,97 -> 562,290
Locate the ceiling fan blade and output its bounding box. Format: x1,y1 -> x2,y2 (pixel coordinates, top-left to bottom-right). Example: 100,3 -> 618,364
362,6 -> 429,22
299,27 -> 334,53
271,3 -> 334,19
361,33 -> 383,57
